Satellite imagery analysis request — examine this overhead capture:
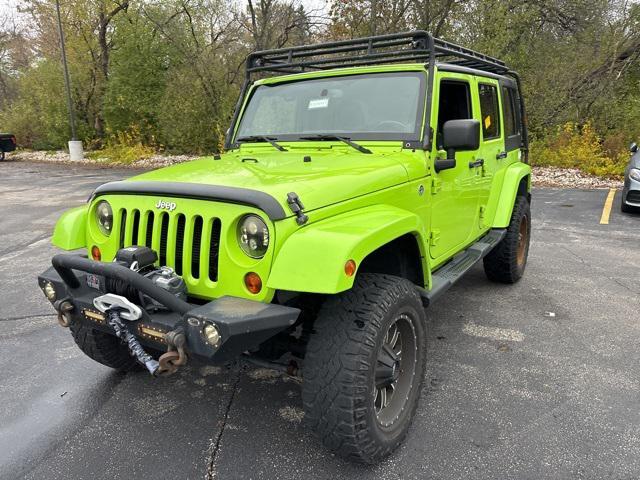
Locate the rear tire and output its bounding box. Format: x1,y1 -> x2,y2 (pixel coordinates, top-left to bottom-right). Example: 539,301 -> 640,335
483,195 -> 531,284
70,321 -> 141,372
302,274 -> 426,463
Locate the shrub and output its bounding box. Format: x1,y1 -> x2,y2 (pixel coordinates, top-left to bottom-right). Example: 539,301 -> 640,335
530,122 -> 628,178
86,125 -> 156,164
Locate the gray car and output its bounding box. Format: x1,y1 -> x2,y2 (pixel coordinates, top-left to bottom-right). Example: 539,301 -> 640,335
622,143 -> 640,213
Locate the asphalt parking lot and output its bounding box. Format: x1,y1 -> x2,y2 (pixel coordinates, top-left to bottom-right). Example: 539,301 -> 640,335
1,161 -> 639,480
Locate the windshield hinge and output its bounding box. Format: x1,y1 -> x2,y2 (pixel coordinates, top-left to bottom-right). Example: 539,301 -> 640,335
287,192 -> 308,225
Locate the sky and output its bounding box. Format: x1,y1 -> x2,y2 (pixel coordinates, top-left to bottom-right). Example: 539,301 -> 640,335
0,0 -> 17,16
0,0 -> 328,17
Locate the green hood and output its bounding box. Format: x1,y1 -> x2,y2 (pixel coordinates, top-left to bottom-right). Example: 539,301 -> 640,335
127,148 -> 410,215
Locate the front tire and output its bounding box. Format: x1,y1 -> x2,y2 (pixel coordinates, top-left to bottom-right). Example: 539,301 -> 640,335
70,321 -> 141,372
302,274 -> 426,463
483,195 -> 531,284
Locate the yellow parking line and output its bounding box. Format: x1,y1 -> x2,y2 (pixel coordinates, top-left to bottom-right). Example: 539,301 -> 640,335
599,188 -> 616,225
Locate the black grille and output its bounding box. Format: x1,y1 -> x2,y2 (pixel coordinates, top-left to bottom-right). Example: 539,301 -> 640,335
131,210 -> 140,245
175,214 -> 186,275
192,216 -> 203,279
626,190 -> 640,204
159,213 -> 169,266
209,219 -> 221,282
119,210 -> 127,248
145,212 -> 154,248
118,208 -> 222,280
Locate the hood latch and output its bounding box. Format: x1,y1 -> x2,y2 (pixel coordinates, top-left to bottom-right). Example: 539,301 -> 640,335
287,192 -> 308,225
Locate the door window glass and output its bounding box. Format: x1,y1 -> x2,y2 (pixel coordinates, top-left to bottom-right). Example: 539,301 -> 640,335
502,86 -> 519,137
436,81 -> 472,149
479,84 -> 500,140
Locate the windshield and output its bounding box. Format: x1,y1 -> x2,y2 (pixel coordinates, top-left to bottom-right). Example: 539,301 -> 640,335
235,72 -> 426,142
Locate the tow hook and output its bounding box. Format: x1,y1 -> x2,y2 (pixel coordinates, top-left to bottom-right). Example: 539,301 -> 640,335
55,299 -> 74,328
157,330 -> 188,376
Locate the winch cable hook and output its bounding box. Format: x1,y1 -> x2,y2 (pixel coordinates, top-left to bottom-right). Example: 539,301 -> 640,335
106,308 -> 160,376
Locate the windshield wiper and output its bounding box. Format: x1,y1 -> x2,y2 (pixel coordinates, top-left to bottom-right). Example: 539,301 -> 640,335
236,135 -> 287,152
298,135 -> 372,154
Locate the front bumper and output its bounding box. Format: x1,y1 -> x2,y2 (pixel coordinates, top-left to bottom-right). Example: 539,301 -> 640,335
38,254 -> 300,363
622,176 -> 640,207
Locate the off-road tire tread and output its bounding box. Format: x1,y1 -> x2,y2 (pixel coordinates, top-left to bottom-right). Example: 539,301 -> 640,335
483,195 -> 530,284
302,273 -> 425,463
70,321 -> 140,371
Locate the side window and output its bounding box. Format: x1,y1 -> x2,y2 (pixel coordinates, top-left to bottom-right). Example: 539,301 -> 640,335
436,80 -> 472,149
478,83 -> 500,140
502,86 -> 519,137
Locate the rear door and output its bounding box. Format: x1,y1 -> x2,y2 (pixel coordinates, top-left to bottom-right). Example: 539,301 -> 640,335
475,78 -> 524,232
475,79 -> 503,231
500,81 -> 523,163
429,72 -> 481,263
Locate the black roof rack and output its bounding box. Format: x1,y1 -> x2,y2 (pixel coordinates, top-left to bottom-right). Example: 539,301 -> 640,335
246,31 -> 509,77
226,31 -> 527,155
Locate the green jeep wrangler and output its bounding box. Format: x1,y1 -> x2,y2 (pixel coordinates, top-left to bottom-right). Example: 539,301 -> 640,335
38,31 -> 531,463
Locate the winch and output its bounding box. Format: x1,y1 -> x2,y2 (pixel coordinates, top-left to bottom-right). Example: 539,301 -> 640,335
106,246 -> 187,310
93,246 -> 189,376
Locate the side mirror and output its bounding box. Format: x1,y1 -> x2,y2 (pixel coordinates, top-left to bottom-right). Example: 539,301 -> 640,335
435,119 -> 481,173
630,142 -> 638,153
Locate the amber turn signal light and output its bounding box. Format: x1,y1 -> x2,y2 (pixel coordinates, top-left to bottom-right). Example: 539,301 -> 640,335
244,272 -> 262,294
344,259 -> 357,277
91,245 -> 101,261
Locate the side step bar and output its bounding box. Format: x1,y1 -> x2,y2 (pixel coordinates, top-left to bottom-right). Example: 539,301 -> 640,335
421,229 -> 506,306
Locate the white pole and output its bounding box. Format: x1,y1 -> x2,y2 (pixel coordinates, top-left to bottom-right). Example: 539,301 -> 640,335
55,0 -> 84,161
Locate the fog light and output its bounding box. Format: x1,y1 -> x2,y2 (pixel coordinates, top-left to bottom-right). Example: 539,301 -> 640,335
91,245 -> 101,261
203,323 -> 221,347
244,272 -> 262,294
43,281 -> 56,301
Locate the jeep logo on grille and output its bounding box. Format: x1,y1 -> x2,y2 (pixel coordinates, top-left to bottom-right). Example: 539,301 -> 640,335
155,200 -> 177,211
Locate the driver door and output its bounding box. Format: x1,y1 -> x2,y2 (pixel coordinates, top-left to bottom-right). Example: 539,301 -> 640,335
429,73 -> 482,265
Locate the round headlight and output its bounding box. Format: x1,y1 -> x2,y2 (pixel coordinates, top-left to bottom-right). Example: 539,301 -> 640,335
238,215 -> 269,258
629,168 -> 640,182
95,200 -> 113,236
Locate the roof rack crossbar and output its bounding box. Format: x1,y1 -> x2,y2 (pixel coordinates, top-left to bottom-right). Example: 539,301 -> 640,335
249,50 -> 431,73
433,38 -> 505,66
447,59 -> 507,73
249,31 -> 427,58
255,38 -> 417,63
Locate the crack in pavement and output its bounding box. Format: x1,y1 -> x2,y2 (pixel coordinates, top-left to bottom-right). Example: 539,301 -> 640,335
206,362 -> 242,480
560,245 -> 640,295
0,233 -> 51,260
0,313 -> 54,322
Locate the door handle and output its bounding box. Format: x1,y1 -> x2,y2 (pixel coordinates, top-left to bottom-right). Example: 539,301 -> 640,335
468,158 -> 484,168
496,151 -> 507,160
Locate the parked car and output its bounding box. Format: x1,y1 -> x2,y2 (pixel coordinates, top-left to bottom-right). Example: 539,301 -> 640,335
37,31 -> 531,463
622,143 -> 640,213
0,133 -> 16,161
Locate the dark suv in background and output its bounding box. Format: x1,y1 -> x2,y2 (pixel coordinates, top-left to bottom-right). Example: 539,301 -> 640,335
0,133 -> 16,161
